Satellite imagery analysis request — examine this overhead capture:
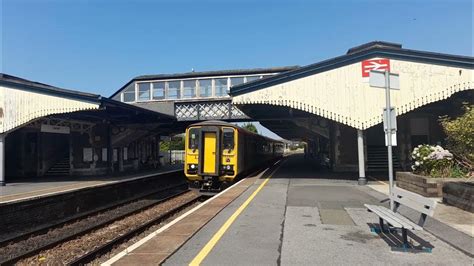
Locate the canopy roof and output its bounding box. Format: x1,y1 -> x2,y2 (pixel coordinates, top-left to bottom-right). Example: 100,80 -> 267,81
0,74 -> 175,134
230,41 -> 474,130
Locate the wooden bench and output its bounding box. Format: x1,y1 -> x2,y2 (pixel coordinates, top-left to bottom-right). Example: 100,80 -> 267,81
365,186 -> 438,251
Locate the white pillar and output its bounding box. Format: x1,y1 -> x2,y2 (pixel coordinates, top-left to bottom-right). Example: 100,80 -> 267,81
357,129 -> 367,185
0,134 -> 5,186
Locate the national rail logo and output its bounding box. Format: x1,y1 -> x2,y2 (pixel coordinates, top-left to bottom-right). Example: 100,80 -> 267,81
361,58 -> 390,77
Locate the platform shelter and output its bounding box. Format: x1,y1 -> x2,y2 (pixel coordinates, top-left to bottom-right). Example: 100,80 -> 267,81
229,41 -> 474,183
0,74 -> 175,185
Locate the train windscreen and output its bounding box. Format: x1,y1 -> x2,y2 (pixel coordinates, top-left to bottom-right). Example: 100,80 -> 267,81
223,128 -> 234,149
188,128 -> 200,149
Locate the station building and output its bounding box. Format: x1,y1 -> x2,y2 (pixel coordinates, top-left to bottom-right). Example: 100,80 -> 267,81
0,74 -> 174,185
1,41 -> 472,185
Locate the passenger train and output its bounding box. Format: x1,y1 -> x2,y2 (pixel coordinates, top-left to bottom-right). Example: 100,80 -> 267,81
184,121 -> 284,192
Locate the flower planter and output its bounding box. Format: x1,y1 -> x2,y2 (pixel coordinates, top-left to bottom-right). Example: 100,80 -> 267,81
443,182 -> 474,213
396,172 -> 465,197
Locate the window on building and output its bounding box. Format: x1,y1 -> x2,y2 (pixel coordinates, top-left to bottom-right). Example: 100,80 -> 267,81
138,83 -> 150,101
246,76 -> 259,83
230,77 -> 244,87
167,81 -> 181,99
183,80 -> 196,98
152,82 -> 165,100
199,79 -> 212,97
215,78 -> 228,97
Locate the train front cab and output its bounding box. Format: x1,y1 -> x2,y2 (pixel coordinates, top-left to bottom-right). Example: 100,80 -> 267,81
185,125 -> 238,191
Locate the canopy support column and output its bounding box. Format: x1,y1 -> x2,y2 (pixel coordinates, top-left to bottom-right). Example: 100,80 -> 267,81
357,129 -> 367,185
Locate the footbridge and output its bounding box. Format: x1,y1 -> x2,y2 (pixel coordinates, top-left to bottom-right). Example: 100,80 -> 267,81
110,67 -> 298,122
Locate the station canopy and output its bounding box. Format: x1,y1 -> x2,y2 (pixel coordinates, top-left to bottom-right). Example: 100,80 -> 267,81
0,74 -> 175,134
229,41 -> 474,133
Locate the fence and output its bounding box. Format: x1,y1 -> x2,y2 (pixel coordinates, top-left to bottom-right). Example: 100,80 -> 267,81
160,150 -> 185,165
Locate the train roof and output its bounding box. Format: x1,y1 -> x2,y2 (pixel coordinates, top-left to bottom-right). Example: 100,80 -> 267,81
188,120 -> 283,143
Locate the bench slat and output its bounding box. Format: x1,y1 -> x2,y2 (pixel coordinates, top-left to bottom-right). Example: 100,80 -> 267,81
365,204 -> 422,230
373,205 -> 422,230
365,204 -> 404,228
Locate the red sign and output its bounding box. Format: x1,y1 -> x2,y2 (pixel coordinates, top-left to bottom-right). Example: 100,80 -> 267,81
361,59 -> 390,77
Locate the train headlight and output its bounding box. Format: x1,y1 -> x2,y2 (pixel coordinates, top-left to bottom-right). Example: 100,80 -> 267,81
226,165 -> 231,170
190,164 -> 196,169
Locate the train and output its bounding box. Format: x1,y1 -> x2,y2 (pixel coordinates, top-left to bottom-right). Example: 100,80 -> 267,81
184,121 -> 284,192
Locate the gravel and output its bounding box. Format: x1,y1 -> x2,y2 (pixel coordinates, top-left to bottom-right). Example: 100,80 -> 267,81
11,190 -> 199,265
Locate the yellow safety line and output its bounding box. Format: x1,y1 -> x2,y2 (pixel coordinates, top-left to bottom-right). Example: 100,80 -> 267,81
189,165 -> 279,266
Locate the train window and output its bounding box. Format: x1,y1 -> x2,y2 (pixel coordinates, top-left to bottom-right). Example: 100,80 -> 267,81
188,128 -> 200,149
223,128 -> 234,149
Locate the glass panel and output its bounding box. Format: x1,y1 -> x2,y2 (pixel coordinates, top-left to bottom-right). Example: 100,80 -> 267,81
123,91 -> 135,102
188,128 -> 200,149
167,81 -> 181,99
152,82 -> 165,100
230,77 -> 244,87
183,80 -> 196,98
215,78 -> 228,97
199,79 -> 212,97
223,128 -> 235,149
138,83 -> 150,101
246,76 -> 259,82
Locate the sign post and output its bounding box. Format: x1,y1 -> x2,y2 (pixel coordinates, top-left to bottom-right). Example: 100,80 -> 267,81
370,70 -> 399,212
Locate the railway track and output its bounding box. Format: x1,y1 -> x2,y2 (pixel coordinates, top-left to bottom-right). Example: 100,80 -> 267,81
70,194 -> 205,265
0,183 -> 199,265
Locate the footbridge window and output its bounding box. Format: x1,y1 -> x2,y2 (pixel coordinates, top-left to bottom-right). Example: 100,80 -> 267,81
138,83 -> 151,101
167,81 -> 181,99
183,80 -> 197,98
120,73 -> 278,103
122,83 -> 136,102
215,78 -> 228,97
152,82 -> 165,100
199,79 -> 212,97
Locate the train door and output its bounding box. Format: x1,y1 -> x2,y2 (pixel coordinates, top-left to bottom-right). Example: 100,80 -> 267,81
198,126 -> 220,176
203,132 -> 217,173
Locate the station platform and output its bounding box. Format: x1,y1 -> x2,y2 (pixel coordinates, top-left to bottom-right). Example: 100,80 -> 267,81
107,154 -> 472,265
0,165 -> 183,204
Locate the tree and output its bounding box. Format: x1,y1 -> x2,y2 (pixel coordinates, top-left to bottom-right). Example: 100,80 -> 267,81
439,104 -> 473,173
242,123 -> 258,134
160,136 -> 185,151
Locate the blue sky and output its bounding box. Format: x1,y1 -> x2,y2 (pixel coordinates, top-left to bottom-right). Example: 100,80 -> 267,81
1,0 -> 472,138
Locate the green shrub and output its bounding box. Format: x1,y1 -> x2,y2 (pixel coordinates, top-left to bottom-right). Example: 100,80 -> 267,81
439,104 -> 474,174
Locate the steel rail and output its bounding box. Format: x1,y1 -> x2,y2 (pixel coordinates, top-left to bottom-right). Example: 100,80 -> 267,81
0,170 -> 183,246
69,194 -> 205,266
0,183 -> 189,265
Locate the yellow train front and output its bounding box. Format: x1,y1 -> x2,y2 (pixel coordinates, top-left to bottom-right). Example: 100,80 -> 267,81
185,121 -> 283,192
